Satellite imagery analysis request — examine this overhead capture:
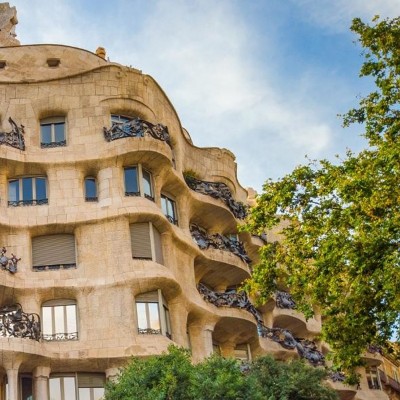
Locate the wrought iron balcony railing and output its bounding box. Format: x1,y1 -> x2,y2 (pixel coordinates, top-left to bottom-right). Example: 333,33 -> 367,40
104,117 -> 171,147
8,199 -> 48,207
0,117 -> 25,151
32,263 -> 77,272
184,175 -> 247,219
42,332 -> 78,341
197,283 -> 263,324
40,140 -> 66,148
275,291 -> 296,309
197,283 -> 325,366
0,303 -> 40,341
190,224 -> 251,264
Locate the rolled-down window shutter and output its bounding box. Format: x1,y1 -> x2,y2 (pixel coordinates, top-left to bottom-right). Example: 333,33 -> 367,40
32,234 -> 76,267
130,222 -> 152,259
136,290 -> 158,302
152,226 -> 164,265
77,373 -> 105,388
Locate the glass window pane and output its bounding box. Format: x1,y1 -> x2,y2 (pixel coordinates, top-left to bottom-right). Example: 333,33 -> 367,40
54,306 -> 65,334
35,178 -> 47,200
41,124 -> 52,144
54,123 -> 65,142
142,170 -> 152,197
93,388 -> 105,400
66,305 -> 77,333
168,199 -> 175,219
22,177 -> 33,201
124,167 -> 138,194
85,178 -> 96,198
161,196 -> 168,215
8,179 -> 19,202
148,303 -> 160,330
164,307 -> 171,335
78,388 -> 90,400
42,307 -> 53,335
49,378 -> 62,400
63,377 -> 77,400
136,303 -> 147,329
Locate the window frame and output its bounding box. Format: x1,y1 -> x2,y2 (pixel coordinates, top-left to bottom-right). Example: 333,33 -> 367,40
41,299 -> 78,341
366,366 -> 382,390
84,176 -> 98,202
124,164 -> 154,201
49,373 -> 105,400
8,176 -> 48,206
135,289 -> 172,339
40,116 -> 66,148
161,193 -> 178,225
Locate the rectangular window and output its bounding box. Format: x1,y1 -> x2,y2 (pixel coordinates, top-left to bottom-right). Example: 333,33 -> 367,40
124,166 -> 139,196
84,177 -> 98,202
130,222 -> 163,263
32,234 -> 76,271
40,117 -> 66,148
366,366 -> 382,390
124,165 -> 154,201
49,374 -> 105,400
136,290 -> 171,338
161,194 -> 178,225
8,177 -> 48,206
42,300 -> 78,341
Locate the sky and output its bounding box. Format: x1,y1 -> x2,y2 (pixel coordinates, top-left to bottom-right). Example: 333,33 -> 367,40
9,0 -> 399,192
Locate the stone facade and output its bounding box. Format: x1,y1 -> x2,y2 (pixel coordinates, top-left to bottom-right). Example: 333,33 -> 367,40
0,5 -> 390,400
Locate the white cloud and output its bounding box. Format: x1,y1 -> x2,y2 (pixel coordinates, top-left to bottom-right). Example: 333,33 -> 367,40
293,0 -> 399,32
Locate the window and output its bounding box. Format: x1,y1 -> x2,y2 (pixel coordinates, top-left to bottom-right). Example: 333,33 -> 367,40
135,290 -> 171,339
42,299 -> 78,341
234,344 -> 252,362
8,176 -> 47,206
49,373 -> 105,400
40,116 -> 66,148
84,177 -> 97,202
366,366 -> 382,390
130,222 -> 163,264
111,114 -> 141,135
124,165 -> 154,200
161,194 -> 178,225
32,234 -> 76,271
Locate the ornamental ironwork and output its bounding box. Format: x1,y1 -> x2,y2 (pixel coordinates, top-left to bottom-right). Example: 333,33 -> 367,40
184,175 -> 247,219
197,283 -> 325,366
8,199 -> 48,207
138,327 -> 161,335
0,117 -> 25,150
0,247 -> 20,274
328,371 -> 346,382
0,303 -> 40,341
42,332 -> 78,341
190,224 -> 251,264
257,324 -> 325,366
103,117 -> 171,147
197,283 -> 263,325
40,140 -> 66,148
275,291 -> 296,309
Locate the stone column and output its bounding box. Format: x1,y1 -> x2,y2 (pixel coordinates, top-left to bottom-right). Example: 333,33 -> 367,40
6,369 -> 18,400
188,324 -> 215,362
33,366 -> 51,400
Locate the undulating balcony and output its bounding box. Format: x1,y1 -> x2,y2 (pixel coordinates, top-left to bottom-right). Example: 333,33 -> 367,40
184,175 -> 247,219
190,224 -> 251,264
103,116 -> 171,147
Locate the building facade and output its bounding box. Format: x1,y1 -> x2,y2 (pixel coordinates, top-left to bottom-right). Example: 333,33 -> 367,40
0,3 -> 390,399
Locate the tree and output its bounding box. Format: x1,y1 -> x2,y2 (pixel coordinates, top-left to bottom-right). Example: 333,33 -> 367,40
243,16 -> 400,381
250,356 -> 338,400
104,346 -> 338,399
104,346 -> 194,400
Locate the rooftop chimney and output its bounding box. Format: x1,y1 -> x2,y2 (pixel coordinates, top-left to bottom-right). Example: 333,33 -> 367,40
0,3 -> 20,46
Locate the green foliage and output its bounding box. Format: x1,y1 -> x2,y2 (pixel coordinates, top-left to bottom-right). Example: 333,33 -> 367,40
104,346 -> 194,400
250,356 -> 338,400
104,347 -> 337,400
193,355 -> 258,400
243,16 -> 400,380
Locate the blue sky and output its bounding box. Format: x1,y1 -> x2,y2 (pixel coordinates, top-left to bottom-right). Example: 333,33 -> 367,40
10,0 -> 399,192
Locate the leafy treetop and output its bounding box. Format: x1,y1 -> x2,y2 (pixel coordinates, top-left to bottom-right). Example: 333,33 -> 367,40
243,16 -> 400,382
